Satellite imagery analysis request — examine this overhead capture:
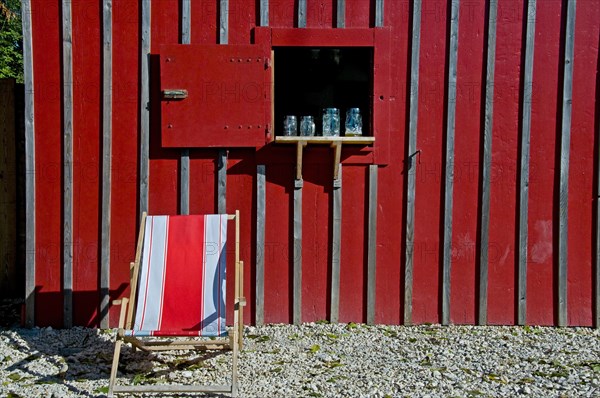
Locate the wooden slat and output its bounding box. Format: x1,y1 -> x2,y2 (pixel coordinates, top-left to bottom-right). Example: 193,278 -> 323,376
260,0 -> 269,26
404,0 -> 422,326
100,0 -> 113,328
330,167 -> 342,323
441,0 -> 460,326
518,0 -> 537,326
179,0 -> 191,216
62,0 -> 74,328
112,385 -> 231,394
293,179 -> 303,324
558,0 -> 576,327
336,0 -> 345,28
220,0 -> 229,44
275,136 -> 375,145
22,0 -> 36,327
367,166 -> 378,325
218,150 -> 227,214
478,0 -> 498,326
298,0 -> 307,28
0,80 -> 17,298
256,165 -> 266,326
375,0 -> 384,27
139,0 -> 151,219
596,97 -> 600,328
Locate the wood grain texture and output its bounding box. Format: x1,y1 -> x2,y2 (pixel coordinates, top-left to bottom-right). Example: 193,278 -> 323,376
293,179 -> 303,324
404,0 -> 422,325
367,165 -> 378,325
478,0 -> 498,326
330,167 -> 342,323
256,165 -> 266,325
139,0 -> 151,220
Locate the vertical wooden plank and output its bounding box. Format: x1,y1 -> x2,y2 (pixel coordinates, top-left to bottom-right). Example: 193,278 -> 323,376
219,0 -> 228,44
0,79 -> 17,298
293,179 -> 303,324
298,0 -> 307,28
330,167 -> 342,323
62,0 -> 74,329
375,0 -> 384,27
478,0 -> 498,326
139,0 -> 151,219
596,96 -> 600,328
256,165 -> 266,325
22,0 -> 36,327
217,150 -> 227,214
100,0 -> 113,328
179,0 -> 191,216
442,0 -> 460,326
404,0 -> 421,325
518,0 -> 537,326
558,0 -> 576,327
336,0 -> 345,28
260,0 -> 269,26
367,165 -> 378,325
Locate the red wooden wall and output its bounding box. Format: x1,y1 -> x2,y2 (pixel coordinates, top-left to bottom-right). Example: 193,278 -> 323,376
26,0 -> 600,327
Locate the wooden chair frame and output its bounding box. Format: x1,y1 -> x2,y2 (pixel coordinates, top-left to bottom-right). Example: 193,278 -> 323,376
108,211 -> 245,397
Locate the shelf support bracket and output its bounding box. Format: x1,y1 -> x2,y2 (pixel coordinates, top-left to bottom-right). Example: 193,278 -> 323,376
295,140 -> 307,181
331,142 -> 342,181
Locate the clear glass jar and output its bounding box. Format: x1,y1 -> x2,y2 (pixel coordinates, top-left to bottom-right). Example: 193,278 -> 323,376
322,108 -> 340,137
345,108 -> 363,136
283,115 -> 297,136
300,116 -> 316,136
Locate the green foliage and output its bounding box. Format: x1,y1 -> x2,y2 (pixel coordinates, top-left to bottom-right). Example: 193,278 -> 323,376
0,0 -> 23,82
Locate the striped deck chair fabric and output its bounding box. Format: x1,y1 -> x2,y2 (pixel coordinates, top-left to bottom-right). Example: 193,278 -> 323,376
128,214 -> 228,337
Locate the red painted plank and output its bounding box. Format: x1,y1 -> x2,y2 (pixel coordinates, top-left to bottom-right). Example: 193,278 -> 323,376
339,165 -> 367,322
270,0 -> 296,28
487,0 -> 523,325
71,0 -> 102,327
567,0 -> 600,326
372,0 -> 410,325
449,0 -> 485,325
306,0 -> 333,28
411,0 -> 448,324
345,0 -> 371,28
527,0 -> 562,326
300,152 -> 332,322
109,0 -> 141,327
263,160 -> 294,323
32,0 -> 63,328
191,0 -> 218,44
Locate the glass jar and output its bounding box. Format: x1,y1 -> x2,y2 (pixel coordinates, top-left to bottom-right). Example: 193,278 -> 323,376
345,108 -> 362,136
300,116 -> 316,136
283,115 -> 297,136
322,108 -> 340,137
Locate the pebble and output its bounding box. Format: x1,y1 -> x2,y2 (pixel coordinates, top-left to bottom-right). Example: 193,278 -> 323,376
0,323 -> 599,397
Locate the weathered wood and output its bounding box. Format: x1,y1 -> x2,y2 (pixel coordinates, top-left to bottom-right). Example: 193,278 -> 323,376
0,79 -> 17,299
62,0 -> 74,328
218,150 -> 227,214
293,179 -> 303,324
298,0 -> 307,28
100,0 -> 113,328
597,91 -> 600,328
330,167 -> 342,323
336,0 -> 345,28
112,385 -> 232,394
478,0 -> 498,326
367,165 -> 378,325
256,166 -> 266,326
125,213 -> 147,329
220,0 -> 229,44
518,0 -> 537,326
442,0 -> 460,326
558,0 -> 577,327
404,0 -> 422,326
260,0 -> 269,26
139,0 -> 151,219
22,0 -> 36,327
275,136 -> 375,145
179,1 -> 191,217
375,0 -> 384,27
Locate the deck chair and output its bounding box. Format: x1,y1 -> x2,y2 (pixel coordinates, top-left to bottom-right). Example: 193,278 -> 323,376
108,211 -> 245,397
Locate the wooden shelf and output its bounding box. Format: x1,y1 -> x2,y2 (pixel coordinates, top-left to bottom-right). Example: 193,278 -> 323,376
273,135 -> 375,181
274,136 -> 375,145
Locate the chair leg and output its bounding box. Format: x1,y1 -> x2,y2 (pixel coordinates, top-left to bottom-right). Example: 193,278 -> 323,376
231,327 -> 239,397
108,339 -> 123,397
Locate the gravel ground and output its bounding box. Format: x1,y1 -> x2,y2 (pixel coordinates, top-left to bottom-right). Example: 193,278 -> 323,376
1,306 -> 599,397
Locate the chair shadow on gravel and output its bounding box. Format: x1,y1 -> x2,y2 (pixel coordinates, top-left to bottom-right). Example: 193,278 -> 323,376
4,327 -> 232,398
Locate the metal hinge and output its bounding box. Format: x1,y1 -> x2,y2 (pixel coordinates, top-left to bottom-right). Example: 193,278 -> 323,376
162,89 -> 188,100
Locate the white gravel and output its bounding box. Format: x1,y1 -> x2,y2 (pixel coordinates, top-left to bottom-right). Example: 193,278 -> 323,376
1,322 -> 599,397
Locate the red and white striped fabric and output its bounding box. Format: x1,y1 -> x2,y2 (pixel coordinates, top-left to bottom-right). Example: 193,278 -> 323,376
127,214 -> 228,337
